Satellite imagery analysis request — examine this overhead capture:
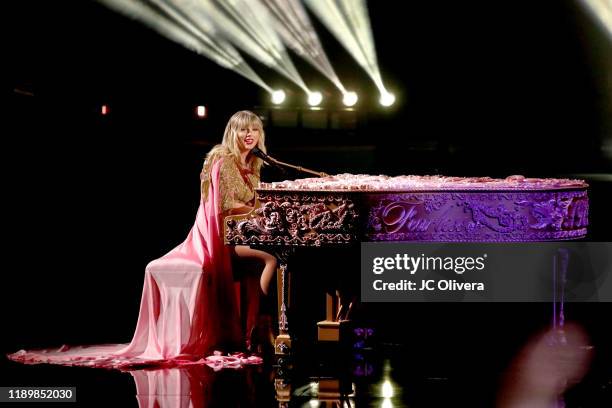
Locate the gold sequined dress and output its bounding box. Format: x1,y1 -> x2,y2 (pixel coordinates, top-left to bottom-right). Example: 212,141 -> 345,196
201,155 -> 260,216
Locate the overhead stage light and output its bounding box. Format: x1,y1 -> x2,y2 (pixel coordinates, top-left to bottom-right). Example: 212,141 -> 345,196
342,91 -> 358,107
271,89 -> 286,104
305,0 -> 396,108
307,91 -> 323,106
196,105 -> 207,118
379,91 -> 396,107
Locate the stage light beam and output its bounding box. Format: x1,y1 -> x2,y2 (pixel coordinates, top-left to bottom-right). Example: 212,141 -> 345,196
579,0 -> 612,38
193,0 -> 311,94
98,0 -> 274,94
304,0 -> 394,105
261,0 -> 348,93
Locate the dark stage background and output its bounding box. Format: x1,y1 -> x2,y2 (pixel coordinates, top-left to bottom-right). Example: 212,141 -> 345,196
4,0 -> 612,403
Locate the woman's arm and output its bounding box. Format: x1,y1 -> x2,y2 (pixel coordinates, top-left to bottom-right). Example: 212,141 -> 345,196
226,204 -> 254,216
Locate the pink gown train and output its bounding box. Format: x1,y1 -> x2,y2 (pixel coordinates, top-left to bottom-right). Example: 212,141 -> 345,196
8,159 -> 245,369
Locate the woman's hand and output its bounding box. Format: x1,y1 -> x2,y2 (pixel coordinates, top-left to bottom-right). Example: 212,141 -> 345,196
228,205 -> 254,216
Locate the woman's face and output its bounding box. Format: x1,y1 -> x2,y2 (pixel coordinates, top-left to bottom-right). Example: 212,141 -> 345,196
236,122 -> 261,152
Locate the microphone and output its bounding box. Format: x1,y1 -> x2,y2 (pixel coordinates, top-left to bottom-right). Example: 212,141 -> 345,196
251,147 -> 287,175
251,147 -> 277,164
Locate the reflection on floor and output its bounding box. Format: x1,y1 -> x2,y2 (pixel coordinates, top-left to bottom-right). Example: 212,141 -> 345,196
4,326 -> 612,407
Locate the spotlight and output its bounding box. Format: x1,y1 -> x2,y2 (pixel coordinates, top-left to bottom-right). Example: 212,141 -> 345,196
196,105 -> 207,118
271,89 -> 286,104
101,104 -> 109,115
342,91 -> 358,107
379,91 -> 395,107
307,91 -> 322,106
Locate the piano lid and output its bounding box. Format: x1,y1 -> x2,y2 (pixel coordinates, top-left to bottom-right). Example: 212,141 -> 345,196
258,174 -> 588,192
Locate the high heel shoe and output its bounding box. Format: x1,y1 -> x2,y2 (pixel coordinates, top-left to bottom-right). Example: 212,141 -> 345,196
246,325 -> 257,354
247,315 -> 275,356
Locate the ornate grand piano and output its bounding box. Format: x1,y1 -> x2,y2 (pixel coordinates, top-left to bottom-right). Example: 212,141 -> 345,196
224,174 -> 589,356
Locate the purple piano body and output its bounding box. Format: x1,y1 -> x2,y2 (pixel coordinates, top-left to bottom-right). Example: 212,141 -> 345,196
224,174 -> 589,354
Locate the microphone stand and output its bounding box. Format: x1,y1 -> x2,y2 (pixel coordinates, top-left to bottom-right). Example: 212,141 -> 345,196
265,156 -> 329,178
253,148 -> 328,178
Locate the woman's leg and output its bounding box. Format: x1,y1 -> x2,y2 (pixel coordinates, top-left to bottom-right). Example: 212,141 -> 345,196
232,246 -> 277,353
232,246 -> 277,295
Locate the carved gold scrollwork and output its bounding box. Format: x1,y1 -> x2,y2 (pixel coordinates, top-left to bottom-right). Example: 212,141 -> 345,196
225,193 -> 359,246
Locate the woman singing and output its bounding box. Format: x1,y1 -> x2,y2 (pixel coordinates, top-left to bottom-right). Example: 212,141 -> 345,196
9,110 -> 276,368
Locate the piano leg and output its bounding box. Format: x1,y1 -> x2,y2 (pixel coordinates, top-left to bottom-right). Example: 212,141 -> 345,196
275,250 -> 293,355
318,292 -> 342,341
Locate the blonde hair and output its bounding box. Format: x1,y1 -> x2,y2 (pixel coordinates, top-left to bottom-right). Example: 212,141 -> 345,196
204,110 -> 266,176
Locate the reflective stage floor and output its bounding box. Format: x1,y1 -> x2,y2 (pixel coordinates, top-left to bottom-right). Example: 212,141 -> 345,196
4,331 -> 612,407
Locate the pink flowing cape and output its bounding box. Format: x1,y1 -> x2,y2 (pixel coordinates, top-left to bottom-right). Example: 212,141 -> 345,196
8,159 -> 243,369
